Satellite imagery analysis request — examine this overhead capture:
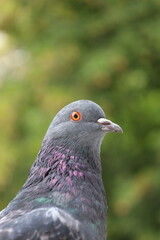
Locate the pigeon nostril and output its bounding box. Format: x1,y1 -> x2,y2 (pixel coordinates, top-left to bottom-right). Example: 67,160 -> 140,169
97,118 -> 113,125
101,121 -> 112,126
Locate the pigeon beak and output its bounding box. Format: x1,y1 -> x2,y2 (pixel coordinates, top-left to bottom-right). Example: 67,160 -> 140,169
97,118 -> 123,133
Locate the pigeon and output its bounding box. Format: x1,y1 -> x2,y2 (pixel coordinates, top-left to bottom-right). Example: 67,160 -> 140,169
0,100 -> 123,240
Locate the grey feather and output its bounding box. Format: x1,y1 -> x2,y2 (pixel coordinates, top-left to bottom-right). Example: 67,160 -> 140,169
0,100 -> 122,240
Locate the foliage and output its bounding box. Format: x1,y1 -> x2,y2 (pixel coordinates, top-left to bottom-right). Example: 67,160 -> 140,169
0,1 -> 160,239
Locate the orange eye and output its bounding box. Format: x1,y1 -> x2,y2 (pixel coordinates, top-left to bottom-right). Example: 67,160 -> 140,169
71,112 -> 81,121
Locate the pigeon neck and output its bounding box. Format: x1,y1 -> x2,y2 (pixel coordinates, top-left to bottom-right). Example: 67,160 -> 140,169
13,137 -> 106,240
36,137 -> 102,173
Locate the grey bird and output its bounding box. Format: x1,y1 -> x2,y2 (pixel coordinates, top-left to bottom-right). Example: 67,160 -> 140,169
0,100 -> 123,240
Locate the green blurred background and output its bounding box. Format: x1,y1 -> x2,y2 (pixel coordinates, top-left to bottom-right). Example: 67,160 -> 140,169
0,1 -> 160,239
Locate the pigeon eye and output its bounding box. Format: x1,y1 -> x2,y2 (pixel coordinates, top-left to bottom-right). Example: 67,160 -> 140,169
71,112 -> 81,121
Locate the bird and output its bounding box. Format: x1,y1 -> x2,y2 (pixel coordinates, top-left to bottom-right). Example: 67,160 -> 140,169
0,100 -> 123,240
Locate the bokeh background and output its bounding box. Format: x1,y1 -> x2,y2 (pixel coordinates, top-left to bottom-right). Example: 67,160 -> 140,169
0,1 -> 160,239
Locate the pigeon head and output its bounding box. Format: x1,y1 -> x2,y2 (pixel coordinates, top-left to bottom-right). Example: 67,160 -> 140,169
44,100 -> 122,150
